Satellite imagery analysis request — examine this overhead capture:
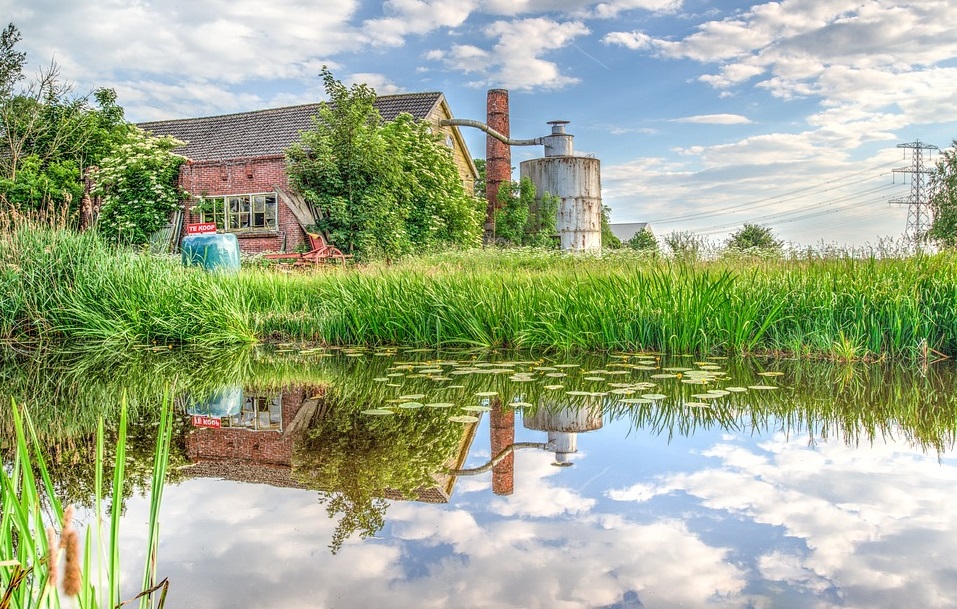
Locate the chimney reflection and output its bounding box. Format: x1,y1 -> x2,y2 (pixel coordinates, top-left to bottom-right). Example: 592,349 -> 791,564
490,398 -> 515,495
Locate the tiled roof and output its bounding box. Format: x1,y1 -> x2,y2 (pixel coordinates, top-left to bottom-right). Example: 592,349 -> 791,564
138,92 -> 444,162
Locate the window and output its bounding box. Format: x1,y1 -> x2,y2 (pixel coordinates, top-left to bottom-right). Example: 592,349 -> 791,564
196,193 -> 278,232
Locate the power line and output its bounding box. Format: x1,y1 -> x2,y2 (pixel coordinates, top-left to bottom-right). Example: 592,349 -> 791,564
650,160 -> 900,225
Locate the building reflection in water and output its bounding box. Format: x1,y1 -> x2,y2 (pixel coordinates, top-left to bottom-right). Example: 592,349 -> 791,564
523,400 -> 604,467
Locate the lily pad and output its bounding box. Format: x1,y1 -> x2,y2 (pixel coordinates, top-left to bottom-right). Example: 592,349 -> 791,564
361,409 -> 394,416
397,402 -> 424,409
641,393 -> 669,400
449,415 -> 479,423
748,385 -> 779,390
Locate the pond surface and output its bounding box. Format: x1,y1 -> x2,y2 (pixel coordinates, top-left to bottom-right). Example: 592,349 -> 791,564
3,347 -> 957,608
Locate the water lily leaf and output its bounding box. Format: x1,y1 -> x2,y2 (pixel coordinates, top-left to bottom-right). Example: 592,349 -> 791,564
641,393 -> 668,400
725,386 -> 748,392
399,394 -> 426,400
362,409 -> 394,416
583,376 -> 606,381
544,384 -> 564,390
449,415 -> 479,423
475,391 -> 499,397
650,373 -> 678,379
426,402 -> 455,408
462,405 -> 491,412
397,402 -> 424,409
758,371 -> 785,377
748,385 -> 779,390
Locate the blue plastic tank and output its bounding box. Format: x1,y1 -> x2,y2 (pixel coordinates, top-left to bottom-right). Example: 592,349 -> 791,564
181,233 -> 240,273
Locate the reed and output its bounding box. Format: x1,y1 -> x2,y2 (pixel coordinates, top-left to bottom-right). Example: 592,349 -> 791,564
3,223 -> 957,360
0,397 -> 172,609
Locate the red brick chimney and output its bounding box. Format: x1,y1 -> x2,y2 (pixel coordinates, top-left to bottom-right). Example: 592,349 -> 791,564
485,89 -> 511,240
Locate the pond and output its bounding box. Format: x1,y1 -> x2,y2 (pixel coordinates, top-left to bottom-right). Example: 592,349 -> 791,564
2,347 -> 956,608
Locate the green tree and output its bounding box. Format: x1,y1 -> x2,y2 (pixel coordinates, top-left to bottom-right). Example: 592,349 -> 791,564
726,223 -> 782,252
929,140 -> 957,248
626,227 -> 659,252
664,230 -> 707,259
91,127 -> 186,245
473,158 -> 486,199
286,68 -> 482,260
601,205 -> 621,249
494,177 -> 558,248
0,26 -> 129,214
0,23 -> 26,98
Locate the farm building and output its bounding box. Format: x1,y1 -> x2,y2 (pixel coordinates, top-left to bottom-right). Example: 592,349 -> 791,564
140,93 -> 478,255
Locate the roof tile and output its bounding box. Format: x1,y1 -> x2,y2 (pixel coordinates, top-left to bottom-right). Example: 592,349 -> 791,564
138,92 -> 443,162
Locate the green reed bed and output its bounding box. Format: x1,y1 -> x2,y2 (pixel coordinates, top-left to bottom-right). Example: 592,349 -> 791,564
3,227 -> 957,359
0,397 -> 172,609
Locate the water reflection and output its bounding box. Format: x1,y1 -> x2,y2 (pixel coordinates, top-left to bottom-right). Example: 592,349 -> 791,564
1,346 -> 956,607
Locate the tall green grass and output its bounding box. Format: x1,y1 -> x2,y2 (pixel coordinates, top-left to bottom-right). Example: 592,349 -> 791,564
3,220 -> 957,360
0,396 -> 172,608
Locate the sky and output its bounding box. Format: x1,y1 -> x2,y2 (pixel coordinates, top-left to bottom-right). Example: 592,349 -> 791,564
5,0 -> 957,247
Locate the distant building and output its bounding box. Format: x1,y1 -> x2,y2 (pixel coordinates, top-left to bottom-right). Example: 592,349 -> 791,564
609,222 -> 653,243
140,93 -> 477,255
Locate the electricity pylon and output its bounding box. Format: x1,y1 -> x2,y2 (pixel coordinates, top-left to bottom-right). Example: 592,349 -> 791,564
889,140 -> 938,247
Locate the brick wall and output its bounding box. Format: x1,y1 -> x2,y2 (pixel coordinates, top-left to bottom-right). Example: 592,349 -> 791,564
178,155 -> 308,253
185,387 -> 307,467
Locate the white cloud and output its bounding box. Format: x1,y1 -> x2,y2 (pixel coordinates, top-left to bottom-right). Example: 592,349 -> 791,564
344,72 -> 405,95
428,17 -> 590,90
363,0 -> 479,47
607,432 -> 957,607
481,0 -> 682,19
672,113 -> 752,125
9,0 -> 360,120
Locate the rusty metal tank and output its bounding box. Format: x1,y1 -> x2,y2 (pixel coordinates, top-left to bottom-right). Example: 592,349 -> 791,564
520,121 -> 602,252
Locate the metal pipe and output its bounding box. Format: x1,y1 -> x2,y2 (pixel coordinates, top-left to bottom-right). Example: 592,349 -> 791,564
440,118 -> 545,147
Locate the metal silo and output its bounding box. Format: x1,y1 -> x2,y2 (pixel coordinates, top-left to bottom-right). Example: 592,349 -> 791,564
520,121 -> 602,252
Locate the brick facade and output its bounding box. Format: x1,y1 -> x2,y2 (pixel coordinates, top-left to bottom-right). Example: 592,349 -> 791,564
179,155 -> 309,254
185,386 -> 308,467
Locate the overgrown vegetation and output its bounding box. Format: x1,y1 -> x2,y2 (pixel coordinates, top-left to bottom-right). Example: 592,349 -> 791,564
3,209 -> 957,361
493,177 -> 559,247
0,23 -> 184,241
0,24 -> 130,215
0,398 -> 172,608
286,68 -> 483,261
91,128 -> 186,245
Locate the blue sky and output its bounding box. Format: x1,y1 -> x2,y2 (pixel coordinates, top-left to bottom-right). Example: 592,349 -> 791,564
5,0 -> 957,246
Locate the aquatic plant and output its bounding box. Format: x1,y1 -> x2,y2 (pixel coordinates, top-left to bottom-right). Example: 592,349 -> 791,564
0,397 -> 173,608
3,221 -> 957,360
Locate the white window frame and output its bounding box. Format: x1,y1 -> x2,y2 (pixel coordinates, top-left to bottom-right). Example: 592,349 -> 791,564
196,192 -> 278,232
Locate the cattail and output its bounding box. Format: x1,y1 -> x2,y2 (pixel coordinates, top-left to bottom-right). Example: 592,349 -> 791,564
60,505 -> 75,548
46,526 -> 58,588
62,528 -> 81,596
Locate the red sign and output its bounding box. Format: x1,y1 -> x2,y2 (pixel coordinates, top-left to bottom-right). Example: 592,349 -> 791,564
186,222 -> 218,235
191,415 -> 222,428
